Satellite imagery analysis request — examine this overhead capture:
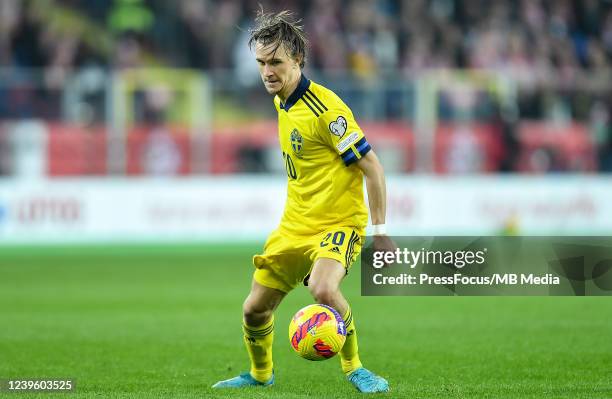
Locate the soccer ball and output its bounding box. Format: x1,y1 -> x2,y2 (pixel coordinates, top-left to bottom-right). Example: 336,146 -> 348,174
288,304 -> 346,361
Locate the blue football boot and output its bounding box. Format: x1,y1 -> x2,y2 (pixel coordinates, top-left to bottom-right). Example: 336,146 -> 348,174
347,367 -> 389,393
212,372 -> 274,388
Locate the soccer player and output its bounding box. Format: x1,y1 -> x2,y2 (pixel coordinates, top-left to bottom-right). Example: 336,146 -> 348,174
213,10 -> 394,393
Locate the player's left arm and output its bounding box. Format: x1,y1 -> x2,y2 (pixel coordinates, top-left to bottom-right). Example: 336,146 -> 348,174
355,151 -> 386,226
314,90 -> 395,256
356,151 -> 397,256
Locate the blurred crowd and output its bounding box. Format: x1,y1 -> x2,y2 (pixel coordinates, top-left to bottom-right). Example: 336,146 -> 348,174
1,0 -> 612,76
0,0 -> 611,173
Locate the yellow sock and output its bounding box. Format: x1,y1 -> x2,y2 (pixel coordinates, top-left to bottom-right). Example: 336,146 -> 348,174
243,316 -> 274,383
339,307 -> 362,375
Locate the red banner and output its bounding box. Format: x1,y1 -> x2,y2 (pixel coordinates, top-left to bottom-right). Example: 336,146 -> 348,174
48,123 -> 107,176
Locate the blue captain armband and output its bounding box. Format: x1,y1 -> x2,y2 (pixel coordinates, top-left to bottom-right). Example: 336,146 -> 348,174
340,137 -> 372,166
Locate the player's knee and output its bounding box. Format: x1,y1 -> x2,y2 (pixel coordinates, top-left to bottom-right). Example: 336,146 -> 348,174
242,299 -> 273,326
308,281 -> 338,305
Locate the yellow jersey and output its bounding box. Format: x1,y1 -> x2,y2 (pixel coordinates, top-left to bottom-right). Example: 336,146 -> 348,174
273,74 -> 371,236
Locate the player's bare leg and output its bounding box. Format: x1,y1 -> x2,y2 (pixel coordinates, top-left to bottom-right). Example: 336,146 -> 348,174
307,258 -> 349,315
212,280 -> 286,388
243,279 -> 286,326
308,258 -> 389,393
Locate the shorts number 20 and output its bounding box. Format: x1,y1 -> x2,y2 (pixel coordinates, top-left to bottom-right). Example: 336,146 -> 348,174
320,231 -> 345,247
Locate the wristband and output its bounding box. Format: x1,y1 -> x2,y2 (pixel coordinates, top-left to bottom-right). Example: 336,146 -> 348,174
371,224 -> 386,236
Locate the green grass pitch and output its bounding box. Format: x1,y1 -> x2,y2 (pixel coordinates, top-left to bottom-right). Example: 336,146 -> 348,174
1,244 -> 611,398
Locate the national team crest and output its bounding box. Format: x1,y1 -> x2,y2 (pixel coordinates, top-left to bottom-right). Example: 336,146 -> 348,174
290,129 -> 303,157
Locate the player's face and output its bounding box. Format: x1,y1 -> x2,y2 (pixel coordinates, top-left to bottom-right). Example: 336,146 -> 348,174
255,41 -> 301,99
